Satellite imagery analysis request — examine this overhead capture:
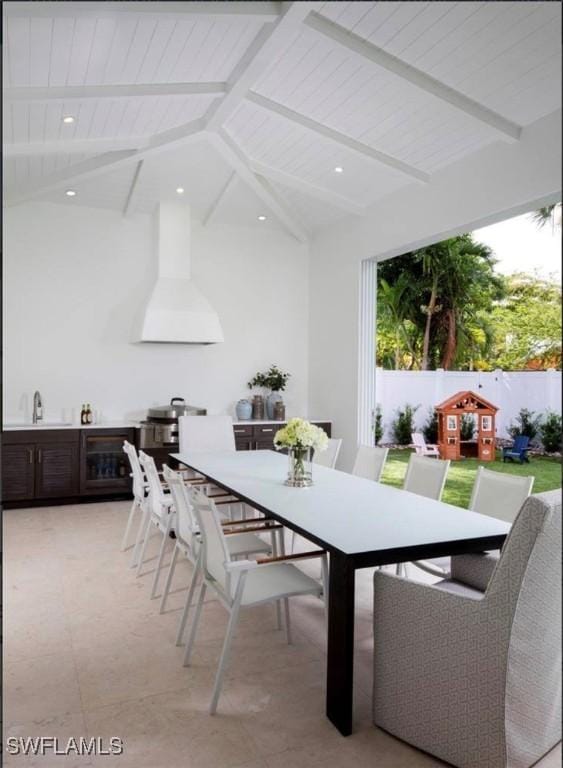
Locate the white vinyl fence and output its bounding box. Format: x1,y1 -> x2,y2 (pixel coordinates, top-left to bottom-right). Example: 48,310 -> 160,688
375,368 -> 561,442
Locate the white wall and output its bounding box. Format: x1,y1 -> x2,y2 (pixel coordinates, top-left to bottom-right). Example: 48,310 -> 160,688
309,110 -> 562,470
3,202 -> 310,424
375,368 -> 562,442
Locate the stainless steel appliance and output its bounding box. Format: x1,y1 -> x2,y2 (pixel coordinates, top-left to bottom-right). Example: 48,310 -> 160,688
138,397 -> 206,449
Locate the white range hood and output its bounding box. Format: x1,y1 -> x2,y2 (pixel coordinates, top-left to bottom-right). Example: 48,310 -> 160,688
139,202 -> 224,344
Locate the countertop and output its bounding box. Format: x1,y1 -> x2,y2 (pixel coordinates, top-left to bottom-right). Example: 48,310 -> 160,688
3,422 -> 139,431
3,418 -> 331,431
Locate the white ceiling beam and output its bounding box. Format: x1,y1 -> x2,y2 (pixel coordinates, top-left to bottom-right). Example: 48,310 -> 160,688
8,118 -> 206,206
206,1 -> 318,131
5,83 -> 227,103
209,129 -> 309,244
246,92 -> 429,183
5,137 -> 147,157
4,2 -> 282,20
6,150 -> 139,207
123,161 -> 144,218
202,172 -> 237,227
305,12 -> 522,143
249,159 -> 365,216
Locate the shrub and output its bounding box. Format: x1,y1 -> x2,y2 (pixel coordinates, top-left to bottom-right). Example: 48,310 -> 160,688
374,405 -> 383,446
422,408 -> 438,444
460,414 -> 476,441
392,404 -> 419,445
540,411 -> 562,453
508,408 -> 541,442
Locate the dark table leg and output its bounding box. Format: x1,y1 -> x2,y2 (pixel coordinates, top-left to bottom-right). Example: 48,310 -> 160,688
326,551 -> 356,736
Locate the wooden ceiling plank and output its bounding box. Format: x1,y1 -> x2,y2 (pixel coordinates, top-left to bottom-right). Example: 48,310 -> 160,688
246,91 -> 430,183
304,11 -> 522,142
5,82 -> 227,103
249,159 -> 366,215
123,160 -> 144,217
210,129 -> 309,243
3,2 -> 282,21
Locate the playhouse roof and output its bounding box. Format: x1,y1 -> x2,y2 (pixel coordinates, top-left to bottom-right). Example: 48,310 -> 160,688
435,390 -> 498,413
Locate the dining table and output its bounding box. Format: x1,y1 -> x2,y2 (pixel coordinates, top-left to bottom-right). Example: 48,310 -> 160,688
171,448 -> 510,736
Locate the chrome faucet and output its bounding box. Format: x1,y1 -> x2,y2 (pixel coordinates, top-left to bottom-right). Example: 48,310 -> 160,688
32,390 -> 43,424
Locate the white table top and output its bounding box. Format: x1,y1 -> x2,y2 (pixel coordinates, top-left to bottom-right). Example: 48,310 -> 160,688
172,450 -> 510,559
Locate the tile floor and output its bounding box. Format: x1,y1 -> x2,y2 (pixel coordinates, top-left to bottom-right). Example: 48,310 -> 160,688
3,500 -> 561,768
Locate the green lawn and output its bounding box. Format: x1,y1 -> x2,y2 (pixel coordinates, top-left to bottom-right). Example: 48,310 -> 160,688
380,449 -> 562,509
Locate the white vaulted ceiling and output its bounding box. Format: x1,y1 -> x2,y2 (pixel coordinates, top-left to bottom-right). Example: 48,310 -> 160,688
3,1 -> 562,240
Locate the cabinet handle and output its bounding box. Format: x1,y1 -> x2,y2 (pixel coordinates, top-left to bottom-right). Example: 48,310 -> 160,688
234,429 -> 245,434
28,448 -> 33,464
261,428 -> 273,433
37,448 -> 42,464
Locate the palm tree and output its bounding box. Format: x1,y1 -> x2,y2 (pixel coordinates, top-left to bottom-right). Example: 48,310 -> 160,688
378,275 -> 417,368
532,203 -> 561,229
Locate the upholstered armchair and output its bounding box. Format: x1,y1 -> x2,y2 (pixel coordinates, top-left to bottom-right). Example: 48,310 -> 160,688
372,490 -> 561,768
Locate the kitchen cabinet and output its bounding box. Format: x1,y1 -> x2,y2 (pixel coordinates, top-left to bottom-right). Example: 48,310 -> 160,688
2,443 -> 35,501
2,427 -> 134,507
1,430 -> 79,502
233,421 -> 331,451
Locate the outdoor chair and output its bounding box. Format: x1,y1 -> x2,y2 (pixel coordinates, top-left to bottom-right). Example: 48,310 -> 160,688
411,432 -> 440,458
502,435 -> 530,464
372,489 -> 561,768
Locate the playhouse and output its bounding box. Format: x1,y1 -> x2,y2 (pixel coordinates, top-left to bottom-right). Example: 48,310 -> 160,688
435,390 -> 498,462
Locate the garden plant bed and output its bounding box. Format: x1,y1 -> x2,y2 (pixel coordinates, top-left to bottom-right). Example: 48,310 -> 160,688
380,449 -> 562,509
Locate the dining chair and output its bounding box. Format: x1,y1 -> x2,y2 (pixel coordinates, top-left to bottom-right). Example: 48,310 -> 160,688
412,465 -> 534,579
179,414 -> 250,517
352,445 -> 389,482
121,440 -> 148,554
160,465 -> 279,645
397,454 -> 450,577
135,451 -> 176,598
469,466 -> 534,523
313,437 -> 342,468
183,487 -> 328,714
372,489 -> 561,768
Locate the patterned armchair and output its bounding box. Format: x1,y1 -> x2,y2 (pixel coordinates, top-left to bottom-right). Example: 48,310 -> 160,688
372,490 -> 561,768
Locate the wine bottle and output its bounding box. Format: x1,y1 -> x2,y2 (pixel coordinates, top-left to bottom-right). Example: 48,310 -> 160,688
86,404 -> 92,424
80,404 -> 86,425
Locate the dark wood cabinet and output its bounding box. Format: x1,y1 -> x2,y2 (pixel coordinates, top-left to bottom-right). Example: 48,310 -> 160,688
233,421 -> 331,451
2,443 -> 35,501
1,430 -> 79,503
36,441 -> 79,498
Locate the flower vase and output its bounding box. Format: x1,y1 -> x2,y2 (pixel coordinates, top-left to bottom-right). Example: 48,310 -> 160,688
285,446 -> 313,487
266,391 -> 283,419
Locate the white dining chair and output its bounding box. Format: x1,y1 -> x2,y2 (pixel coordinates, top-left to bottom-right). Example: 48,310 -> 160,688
398,453 -> 451,577
183,487 -> 328,714
121,440 -> 148,555
313,437 -> 342,468
411,432 -> 440,458
469,466 -> 534,523
160,466 -> 279,645
352,445 -> 389,482
135,451 -> 176,598
179,414 -> 236,453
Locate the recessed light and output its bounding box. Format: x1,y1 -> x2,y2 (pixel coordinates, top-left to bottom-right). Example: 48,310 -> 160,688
63,116 -> 75,124
176,187 -> 185,194
257,215 -> 267,221
65,189 -> 76,197
334,166 -> 344,173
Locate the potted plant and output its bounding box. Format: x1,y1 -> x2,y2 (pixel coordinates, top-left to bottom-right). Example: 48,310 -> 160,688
248,364 -> 291,419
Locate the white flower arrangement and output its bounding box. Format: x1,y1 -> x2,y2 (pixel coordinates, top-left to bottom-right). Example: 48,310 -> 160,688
274,418 -> 328,452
